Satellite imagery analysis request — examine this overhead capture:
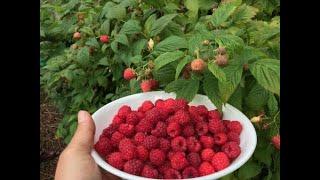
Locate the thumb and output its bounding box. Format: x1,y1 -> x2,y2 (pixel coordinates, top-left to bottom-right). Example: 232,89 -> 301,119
68,110 -> 96,153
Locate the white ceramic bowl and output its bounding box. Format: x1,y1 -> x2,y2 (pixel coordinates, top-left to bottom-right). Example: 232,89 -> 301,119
91,91 -> 257,180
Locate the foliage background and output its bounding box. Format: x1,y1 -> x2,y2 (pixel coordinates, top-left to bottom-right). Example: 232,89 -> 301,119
40,0 -> 280,179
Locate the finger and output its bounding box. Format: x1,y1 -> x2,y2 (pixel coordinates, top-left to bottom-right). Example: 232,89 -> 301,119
68,110 -> 96,153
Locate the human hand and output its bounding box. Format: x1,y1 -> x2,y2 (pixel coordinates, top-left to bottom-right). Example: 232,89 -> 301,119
55,111 -> 120,180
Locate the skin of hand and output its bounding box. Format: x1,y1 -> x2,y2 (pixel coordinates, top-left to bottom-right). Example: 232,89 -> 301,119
55,111 -> 120,180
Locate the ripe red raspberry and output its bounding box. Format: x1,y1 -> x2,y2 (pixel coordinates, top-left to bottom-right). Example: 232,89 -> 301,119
170,152 -> 189,170
138,100 -> 154,112
140,80 -> 153,92
155,99 -> 165,109
151,121 -> 167,137
198,162 -> 215,176
183,125 -> 195,137
227,131 -> 240,144
187,137 -> 202,152
223,120 -> 231,127
222,141 -> 241,159
164,168 -> 182,179
157,108 -> 170,121
226,121 -> 242,134
208,110 -> 221,120
119,138 -> 136,160
73,32 -> 81,39
189,106 -> 205,122
149,79 -> 159,89
187,152 -> 201,167
191,58 -> 206,71
107,152 -> 124,170
201,148 -> 215,162
159,138 -> 171,152
272,134 -> 280,150
182,166 -> 199,178
143,135 -> 159,150
141,165 -> 159,178
196,105 -> 208,116
111,131 -> 125,147
211,152 -> 230,171
136,111 -> 145,119
208,119 -> 225,134
158,161 -> 171,174
100,35 -> 109,43
123,159 -> 143,175
195,121 -> 209,135
200,135 -> 214,148
135,118 -> 153,133
171,136 -> 187,152
164,98 -> 178,113
118,105 -> 131,119
126,112 -> 139,125
112,115 -> 124,125
118,123 -> 135,137
214,133 -> 228,145
94,137 -> 112,157
167,122 -> 181,137
175,98 -> 189,110
149,149 -> 166,166
145,108 -> 162,124
136,145 -> 149,161
134,132 -> 146,145
123,68 -> 136,80
101,124 -> 118,138
173,110 -> 191,125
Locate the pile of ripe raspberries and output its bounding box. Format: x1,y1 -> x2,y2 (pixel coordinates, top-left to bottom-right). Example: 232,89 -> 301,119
95,98 -> 242,178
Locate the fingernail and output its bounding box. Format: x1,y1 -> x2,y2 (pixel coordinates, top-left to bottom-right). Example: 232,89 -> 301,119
78,110 -> 87,123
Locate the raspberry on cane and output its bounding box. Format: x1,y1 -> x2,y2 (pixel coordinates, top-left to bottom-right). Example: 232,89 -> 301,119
272,134 -> 280,150
191,58 -> 206,72
140,80 -> 153,92
123,159 -> 143,175
100,35 -> 109,43
211,152 -> 230,171
149,149 -> 166,166
123,68 -> 136,80
198,162 -> 215,176
171,136 -> 187,152
222,141 -> 241,159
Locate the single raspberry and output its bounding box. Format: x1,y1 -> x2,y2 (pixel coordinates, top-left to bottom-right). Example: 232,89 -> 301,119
123,159 -> 143,175
101,124 -> 118,138
73,32 -> 81,39
226,121 -> 242,134
167,122 -> 181,137
159,161 -> 171,174
187,152 -> 201,168
175,98 -> 189,110
214,54 -> 228,67
140,80 -> 153,92
170,152 -> 189,170
211,152 -> 230,171
149,149 -> 166,166
126,112 -> 139,125
164,98 -> 178,114
216,46 -> 226,55
208,110 -> 221,120
182,166 -> 199,178
272,134 -> 280,150
171,136 -> 187,152
208,119 -> 225,134
167,151 -> 175,160
145,108 -> 162,124
198,162 -> 215,176
149,79 -> 159,89
112,115 -> 124,125
118,105 -> 131,119
195,121 -> 209,135
107,152 -> 124,170
157,108 -> 170,121
155,99 -> 165,109
201,148 -> 215,162
159,138 -> 171,152
136,111 -> 145,119
94,137 -> 112,157
123,68 -> 136,80
187,137 -> 202,153
100,35 -> 109,43
166,116 -> 177,124
151,121 -> 167,137
191,58 -> 206,71
200,135 -> 214,148
173,110 -> 191,125
196,105 -> 208,116
183,125 -> 195,137
214,133 -> 228,145
222,141 -> 241,159
119,138 -> 136,160
141,165 -> 159,178
136,145 -> 149,161
143,135 -> 159,150
110,131 -> 125,147
189,106 -> 205,122
118,123 -> 135,137
164,168 -> 182,179
227,131 -> 240,144
135,118 -> 153,133
134,132 -> 146,145
138,100 -> 154,112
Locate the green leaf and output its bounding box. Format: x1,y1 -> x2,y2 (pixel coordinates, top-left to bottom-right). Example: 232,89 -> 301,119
165,79 -> 200,102
165,79 -> 189,92
175,55 -> 192,79
106,5 -> 126,20
80,27 -> 94,36
223,63 -> 243,85
98,57 -> 109,66
198,0 -> 216,10
235,46 -> 268,64
153,65 -> 176,86
208,62 -> 227,82
211,0 -> 240,27
228,86 -> 243,110
76,47 -> 89,64
131,55 -> 142,64
111,41 -> 118,52
120,20 -> 142,35
267,94 -> 278,116
218,81 -> 238,103
232,4 -> 259,24
154,51 -> 184,70
149,14 -> 177,37
131,39 -> 147,55
185,0 -> 199,18
144,14 -> 157,35
154,36 -> 188,54
203,73 -> 223,112
85,38 -> 100,49
129,79 -> 140,93
245,83 -> 270,110
249,59 -> 280,95
100,19 -> 110,35
115,33 -> 129,46
254,145 -> 273,166
238,161 -> 262,179
214,33 -> 244,54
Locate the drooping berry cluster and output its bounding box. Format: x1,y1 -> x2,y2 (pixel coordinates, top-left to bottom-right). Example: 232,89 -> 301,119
95,98 -> 243,178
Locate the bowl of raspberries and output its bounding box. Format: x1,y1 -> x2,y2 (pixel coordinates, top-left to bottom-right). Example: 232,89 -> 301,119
91,91 -> 257,180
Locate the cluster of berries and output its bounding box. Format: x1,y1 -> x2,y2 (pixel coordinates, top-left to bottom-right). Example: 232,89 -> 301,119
95,98 -> 242,178
123,68 -> 158,92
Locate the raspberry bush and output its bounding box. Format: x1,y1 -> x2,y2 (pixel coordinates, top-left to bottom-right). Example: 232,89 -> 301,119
40,0 -> 279,179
